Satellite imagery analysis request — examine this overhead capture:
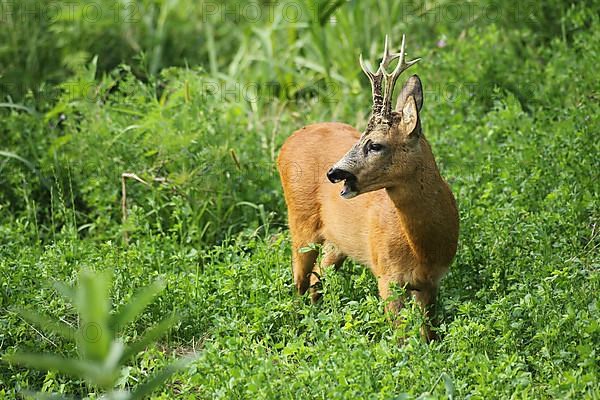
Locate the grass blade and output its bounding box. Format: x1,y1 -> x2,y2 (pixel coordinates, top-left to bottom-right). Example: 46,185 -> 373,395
0,103 -> 38,115
0,150 -> 35,171
319,0 -> 345,26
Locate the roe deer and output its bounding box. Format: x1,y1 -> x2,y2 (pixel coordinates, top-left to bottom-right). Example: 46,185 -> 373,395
277,35 -> 459,342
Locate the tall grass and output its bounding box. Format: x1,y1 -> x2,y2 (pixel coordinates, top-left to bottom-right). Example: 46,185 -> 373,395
3,1 -> 595,103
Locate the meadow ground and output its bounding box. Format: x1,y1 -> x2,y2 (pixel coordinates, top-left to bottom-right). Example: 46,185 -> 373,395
1,1 -> 599,398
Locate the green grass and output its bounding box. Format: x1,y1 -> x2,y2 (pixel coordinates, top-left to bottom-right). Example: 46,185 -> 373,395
1,0 -> 599,398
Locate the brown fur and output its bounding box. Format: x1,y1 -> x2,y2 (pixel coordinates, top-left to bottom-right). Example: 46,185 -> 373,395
277,79 -> 459,342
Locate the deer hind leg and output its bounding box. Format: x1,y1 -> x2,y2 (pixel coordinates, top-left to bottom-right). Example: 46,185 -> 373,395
291,244 -> 318,296
310,242 -> 346,303
288,214 -> 322,296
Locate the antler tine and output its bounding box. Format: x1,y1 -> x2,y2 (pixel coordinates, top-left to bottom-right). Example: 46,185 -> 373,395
360,53 -> 385,118
359,53 -> 376,82
378,35 -> 401,71
381,34 -> 421,121
396,34 -> 422,73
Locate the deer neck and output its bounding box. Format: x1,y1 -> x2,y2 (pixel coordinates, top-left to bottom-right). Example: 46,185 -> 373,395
385,150 -> 457,265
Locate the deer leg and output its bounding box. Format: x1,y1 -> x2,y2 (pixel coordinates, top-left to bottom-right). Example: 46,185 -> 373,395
378,275 -> 439,342
287,210 -> 322,296
376,275 -> 408,318
310,242 -> 346,303
291,242 -> 319,296
411,284 -> 439,343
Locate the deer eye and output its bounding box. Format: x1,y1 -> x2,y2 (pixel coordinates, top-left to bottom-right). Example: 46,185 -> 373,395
367,142 -> 384,153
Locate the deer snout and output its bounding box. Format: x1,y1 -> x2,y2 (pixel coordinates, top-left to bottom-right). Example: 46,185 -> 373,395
327,168 -> 356,184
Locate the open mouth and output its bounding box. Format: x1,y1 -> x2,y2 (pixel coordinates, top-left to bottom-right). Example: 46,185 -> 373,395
327,168 -> 359,199
340,178 -> 358,199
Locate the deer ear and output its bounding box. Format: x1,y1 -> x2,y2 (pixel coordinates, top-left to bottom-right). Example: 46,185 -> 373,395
395,75 -> 423,113
401,95 -> 419,135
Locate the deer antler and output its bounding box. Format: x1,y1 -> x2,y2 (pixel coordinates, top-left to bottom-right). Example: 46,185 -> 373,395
360,34 -> 421,127
359,54 -> 385,119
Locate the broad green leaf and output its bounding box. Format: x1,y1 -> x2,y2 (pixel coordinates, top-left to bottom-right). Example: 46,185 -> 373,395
120,314 -> 178,363
20,391 -> 75,400
14,307 -> 76,341
441,372 -> 456,400
53,281 -> 75,303
103,340 -> 126,371
4,353 -> 100,383
75,269 -> 112,362
111,279 -> 166,331
130,357 -> 194,400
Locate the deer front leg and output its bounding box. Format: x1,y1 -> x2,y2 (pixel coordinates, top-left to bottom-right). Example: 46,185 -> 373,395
376,274 -> 408,318
411,284 -> 439,343
377,274 -> 440,343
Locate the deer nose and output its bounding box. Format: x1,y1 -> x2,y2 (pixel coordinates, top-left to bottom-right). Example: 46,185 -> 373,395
327,168 -> 356,184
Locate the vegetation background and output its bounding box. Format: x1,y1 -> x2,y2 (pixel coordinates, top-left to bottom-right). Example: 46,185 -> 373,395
1,0 -> 598,398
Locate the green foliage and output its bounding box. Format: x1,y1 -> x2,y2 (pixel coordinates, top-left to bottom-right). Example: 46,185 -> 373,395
1,61 -> 284,245
3,269 -> 191,399
1,0 -> 599,398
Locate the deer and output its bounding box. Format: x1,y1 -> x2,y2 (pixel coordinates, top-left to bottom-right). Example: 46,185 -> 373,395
277,35 -> 459,342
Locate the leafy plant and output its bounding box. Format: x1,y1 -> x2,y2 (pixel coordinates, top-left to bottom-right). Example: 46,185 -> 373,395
3,269 -> 192,399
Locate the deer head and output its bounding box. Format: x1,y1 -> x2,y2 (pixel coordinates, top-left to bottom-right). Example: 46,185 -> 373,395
327,35 -> 425,199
